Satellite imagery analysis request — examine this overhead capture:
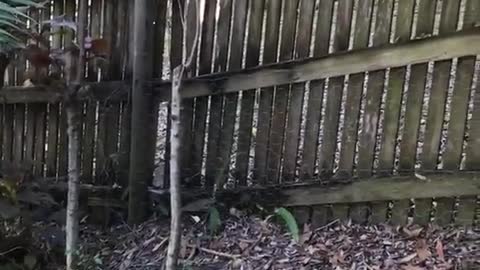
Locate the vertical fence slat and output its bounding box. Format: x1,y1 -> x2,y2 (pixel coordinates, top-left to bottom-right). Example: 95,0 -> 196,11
390,200 -> 410,225
377,0 -> 415,175
442,68 -> 473,170
463,0 -> 480,171
234,0 -> 265,185
25,105 -> 35,168
404,0 -> 437,226
342,0 -> 375,225
190,0 -> 216,184
421,0 -> 461,171
266,0 -> 300,183
0,105 -> 3,162
103,0 -> 125,185
205,0 -> 232,190
414,198 -> 432,225
214,0 -> 248,189
354,0 -> 394,224
253,0 -> 282,184
300,0 -> 334,180
336,0 -> 374,179
118,101 -> 131,187
81,102 -> 96,182
57,106 -> 68,176
13,104 -> 24,162
179,0 -> 200,184
87,0 -> 101,81
118,1 -> 134,188
424,0 -> 461,229
82,0 -> 102,182
455,196 -> 476,226
46,103 -> 59,176
46,0 -> 63,177
32,6 -> 51,177
435,197 -> 454,225
318,0 -> 354,223
282,0 -> 315,182
398,0 -> 436,173
318,0 -> 354,178
58,0 -> 77,177
357,0 -> 394,178
374,0 -> 415,226
369,201 -> 388,224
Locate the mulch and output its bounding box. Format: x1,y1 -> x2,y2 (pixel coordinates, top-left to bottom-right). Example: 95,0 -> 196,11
71,211 -> 480,270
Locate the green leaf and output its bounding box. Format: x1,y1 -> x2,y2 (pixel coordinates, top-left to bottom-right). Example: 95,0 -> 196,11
23,254 -> 37,270
0,19 -> 25,32
0,198 -> 20,219
274,207 -> 300,242
94,254 -> 103,265
7,0 -> 46,8
0,3 -> 34,21
207,207 -> 221,235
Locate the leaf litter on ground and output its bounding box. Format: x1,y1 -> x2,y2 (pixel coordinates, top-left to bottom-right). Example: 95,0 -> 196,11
52,213 -> 480,270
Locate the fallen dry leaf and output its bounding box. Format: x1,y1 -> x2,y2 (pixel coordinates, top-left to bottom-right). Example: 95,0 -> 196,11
416,239 -> 431,262
300,223 -> 313,245
398,253 -> 417,264
402,264 -> 424,270
330,249 -> 345,266
435,239 -> 445,262
403,226 -> 423,239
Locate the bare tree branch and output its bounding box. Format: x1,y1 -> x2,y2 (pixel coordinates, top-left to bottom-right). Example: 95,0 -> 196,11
183,0 -> 200,69
165,0 -> 201,269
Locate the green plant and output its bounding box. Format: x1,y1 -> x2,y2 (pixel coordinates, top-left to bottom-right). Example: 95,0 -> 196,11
274,207 -> 300,243
207,206 -> 222,235
0,0 -> 45,52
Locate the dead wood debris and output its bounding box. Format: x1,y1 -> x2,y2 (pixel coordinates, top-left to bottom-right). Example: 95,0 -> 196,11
68,214 -> 480,270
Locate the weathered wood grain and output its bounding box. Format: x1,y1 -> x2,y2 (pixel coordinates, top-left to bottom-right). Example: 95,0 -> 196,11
398,0 -> 436,173
317,0 -> 354,177
281,0 -> 315,182
204,0 -> 232,190
234,0 -> 265,185
421,0 -> 461,171
282,173 -> 480,207
253,0 -> 282,184
335,0 -> 374,179
356,0 -> 394,178
376,0 -> 415,226
267,0 -> 300,183
424,0 -> 462,231
214,0 -> 249,189
300,0 -> 334,180
151,28 -> 480,100
190,0 -> 216,184
13,104 -> 25,162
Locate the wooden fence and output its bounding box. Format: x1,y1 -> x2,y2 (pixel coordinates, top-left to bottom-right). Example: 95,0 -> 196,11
2,0 -> 480,227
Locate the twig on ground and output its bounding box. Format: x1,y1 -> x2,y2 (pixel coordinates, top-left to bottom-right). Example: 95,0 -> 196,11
314,219 -> 340,232
187,244 -> 241,260
0,246 -> 25,257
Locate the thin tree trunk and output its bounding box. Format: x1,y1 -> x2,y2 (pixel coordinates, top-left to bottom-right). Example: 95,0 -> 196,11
65,0 -> 87,268
166,1 -> 200,268
166,65 -> 183,270
65,101 -> 81,269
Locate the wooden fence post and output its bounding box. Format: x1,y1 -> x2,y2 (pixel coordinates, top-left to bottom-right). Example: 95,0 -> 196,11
128,0 -> 156,225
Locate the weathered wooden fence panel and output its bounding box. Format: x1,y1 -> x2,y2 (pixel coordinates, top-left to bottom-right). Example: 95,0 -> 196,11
1,0 -> 480,227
